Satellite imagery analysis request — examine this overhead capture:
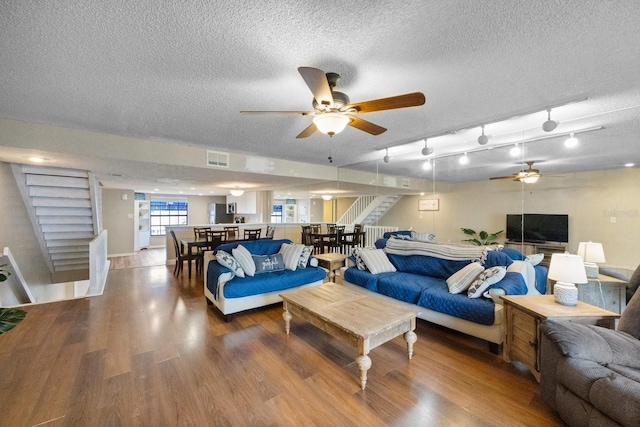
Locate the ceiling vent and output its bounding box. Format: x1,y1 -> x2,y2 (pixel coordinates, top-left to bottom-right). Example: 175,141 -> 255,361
402,178 -> 410,188
207,150 -> 229,168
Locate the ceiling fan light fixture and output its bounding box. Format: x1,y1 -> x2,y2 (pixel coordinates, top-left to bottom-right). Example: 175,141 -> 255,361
565,133 -> 579,147
542,108 -> 559,132
321,194 -> 333,201
521,175 -> 540,184
312,112 -> 350,136
230,186 -> 244,197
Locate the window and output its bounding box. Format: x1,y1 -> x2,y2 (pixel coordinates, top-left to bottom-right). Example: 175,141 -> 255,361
271,203 -> 283,223
150,200 -> 188,236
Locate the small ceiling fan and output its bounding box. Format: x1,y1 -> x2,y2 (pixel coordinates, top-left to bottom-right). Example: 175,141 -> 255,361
490,161 -> 542,184
241,67 -> 426,138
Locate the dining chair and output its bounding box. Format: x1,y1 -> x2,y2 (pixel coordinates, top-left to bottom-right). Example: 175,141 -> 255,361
310,223 -> 321,233
193,226 -> 211,239
326,225 -> 346,253
224,226 -> 240,240
244,228 -> 262,240
343,224 -> 363,253
205,229 -> 226,251
169,230 -> 203,277
327,223 -> 336,233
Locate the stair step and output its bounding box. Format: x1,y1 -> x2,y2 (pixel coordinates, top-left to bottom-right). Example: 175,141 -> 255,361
32,197 -> 91,208
39,216 -> 94,225
29,186 -> 90,199
41,224 -> 94,233
54,263 -> 90,271
51,252 -> 90,261
35,207 -> 92,216
48,245 -> 90,253
26,174 -> 89,189
47,239 -> 93,247
44,232 -> 95,240
21,165 -> 88,178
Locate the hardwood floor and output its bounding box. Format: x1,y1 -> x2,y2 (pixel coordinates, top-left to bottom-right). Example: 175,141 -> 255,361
0,252 -> 564,426
109,247 -> 166,270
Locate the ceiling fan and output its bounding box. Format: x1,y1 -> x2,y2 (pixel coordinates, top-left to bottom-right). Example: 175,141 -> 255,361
241,67 -> 426,138
490,161 -> 542,184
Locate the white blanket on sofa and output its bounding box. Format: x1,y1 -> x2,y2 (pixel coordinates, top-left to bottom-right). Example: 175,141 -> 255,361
384,238 -> 488,263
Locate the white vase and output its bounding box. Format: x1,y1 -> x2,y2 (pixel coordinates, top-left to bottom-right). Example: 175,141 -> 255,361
554,281 -> 578,306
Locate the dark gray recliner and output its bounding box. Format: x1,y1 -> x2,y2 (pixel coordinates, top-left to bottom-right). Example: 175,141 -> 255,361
540,282 -> 640,426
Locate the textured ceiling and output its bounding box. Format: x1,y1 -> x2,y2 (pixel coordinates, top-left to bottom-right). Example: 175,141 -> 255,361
1,0 -> 639,195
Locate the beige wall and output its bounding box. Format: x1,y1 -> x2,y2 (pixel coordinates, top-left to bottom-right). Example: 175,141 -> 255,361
380,168 -> 640,270
102,189 -> 135,256
0,162 -> 51,289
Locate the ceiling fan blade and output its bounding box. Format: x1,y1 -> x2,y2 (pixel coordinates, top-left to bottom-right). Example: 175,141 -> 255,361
348,92 -> 426,113
298,67 -> 334,108
240,110 -> 314,115
296,122 -> 317,139
489,175 -> 517,180
347,115 -> 387,135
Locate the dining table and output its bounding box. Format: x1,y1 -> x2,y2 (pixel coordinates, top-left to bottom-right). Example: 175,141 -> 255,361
309,231 -> 365,254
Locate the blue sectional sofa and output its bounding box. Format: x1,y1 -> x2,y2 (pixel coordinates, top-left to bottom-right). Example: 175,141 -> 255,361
204,238 -> 326,320
343,238 -> 541,352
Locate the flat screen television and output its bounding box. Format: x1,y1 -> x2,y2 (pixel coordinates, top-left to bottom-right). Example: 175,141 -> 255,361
506,214 -> 569,243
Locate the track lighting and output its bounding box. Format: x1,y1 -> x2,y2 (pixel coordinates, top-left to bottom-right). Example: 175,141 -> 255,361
421,139 -> 433,156
477,125 -> 488,145
383,148 -> 390,163
542,108 -> 559,132
459,153 -> 469,165
510,144 -> 521,157
565,133 -> 579,147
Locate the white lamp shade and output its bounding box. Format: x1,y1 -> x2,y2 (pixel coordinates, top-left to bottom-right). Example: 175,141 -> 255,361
577,241 -> 606,263
521,175 -> 539,184
313,113 -> 350,136
548,253 -> 588,284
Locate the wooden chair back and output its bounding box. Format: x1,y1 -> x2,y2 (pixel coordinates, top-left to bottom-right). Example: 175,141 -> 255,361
244,228 -> 262,240
224,226 -> 240,240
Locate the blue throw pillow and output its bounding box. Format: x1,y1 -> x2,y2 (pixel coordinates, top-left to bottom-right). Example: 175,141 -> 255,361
252,254 -> 285,274
500,247 -> 527,261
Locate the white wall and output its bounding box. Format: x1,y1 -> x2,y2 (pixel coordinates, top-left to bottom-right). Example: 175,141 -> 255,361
0,162 -> 51,291
379,168 -> 640,270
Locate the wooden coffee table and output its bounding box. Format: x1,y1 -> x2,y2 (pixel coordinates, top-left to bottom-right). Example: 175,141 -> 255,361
280,283 -> 418,389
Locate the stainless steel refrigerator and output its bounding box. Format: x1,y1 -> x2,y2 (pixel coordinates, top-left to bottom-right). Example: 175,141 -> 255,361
208,203 -> 234,224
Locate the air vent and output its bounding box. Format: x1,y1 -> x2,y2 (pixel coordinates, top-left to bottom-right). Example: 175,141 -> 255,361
207,150 -> 229,168
402,178 -> 410,188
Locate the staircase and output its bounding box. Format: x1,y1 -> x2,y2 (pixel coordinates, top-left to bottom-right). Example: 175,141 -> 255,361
11,164 -> 101,273
337,195 -> 402,226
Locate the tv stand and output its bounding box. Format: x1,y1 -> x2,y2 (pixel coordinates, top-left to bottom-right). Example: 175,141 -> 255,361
503,241 -> 567,268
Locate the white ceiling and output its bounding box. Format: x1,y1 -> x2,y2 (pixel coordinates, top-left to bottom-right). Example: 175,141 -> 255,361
1,0 -> 639,196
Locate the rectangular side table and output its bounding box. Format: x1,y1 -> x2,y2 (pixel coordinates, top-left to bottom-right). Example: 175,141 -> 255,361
501,295 -> 619,382
314,253 -> 347,282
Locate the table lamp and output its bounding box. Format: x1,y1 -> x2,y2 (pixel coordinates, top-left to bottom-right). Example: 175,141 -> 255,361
548,253 -> 588,306
577,241 -> 605,279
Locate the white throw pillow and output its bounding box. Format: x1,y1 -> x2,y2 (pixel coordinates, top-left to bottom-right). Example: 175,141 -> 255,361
279,243 -> 304,271
525,253 -> 544,266
467,266 -> 507,298
232,245 -> 255,277
411,231 -> 436,243
215,250 -> 245,278
359,249 -> 396,274
447,262 -> 484,294
352,246 -> 375,270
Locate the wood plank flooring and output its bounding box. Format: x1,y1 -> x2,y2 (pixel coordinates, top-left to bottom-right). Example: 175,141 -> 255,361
0,252 -> 565,426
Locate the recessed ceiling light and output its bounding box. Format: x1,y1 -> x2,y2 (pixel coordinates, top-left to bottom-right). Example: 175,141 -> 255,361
154,188 -> 160,191
422,160 -> 432,171
179,191 -> 184,194
190,187 -> 196,190
29,157 -> 45,163
625,163 -> 635,167
459,153 -> 469,165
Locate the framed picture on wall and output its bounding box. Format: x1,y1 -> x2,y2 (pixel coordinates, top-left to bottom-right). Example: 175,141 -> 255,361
419,198 -> 439,211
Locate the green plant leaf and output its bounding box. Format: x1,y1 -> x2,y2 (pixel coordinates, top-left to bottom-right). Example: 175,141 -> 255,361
0,308 -> 27,334
460,228 -> 476,236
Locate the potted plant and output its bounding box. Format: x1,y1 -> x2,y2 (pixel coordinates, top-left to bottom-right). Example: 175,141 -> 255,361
0,264 -> 27,335
461,228 -> 504,246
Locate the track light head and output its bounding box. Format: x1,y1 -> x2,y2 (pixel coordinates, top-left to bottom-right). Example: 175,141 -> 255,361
477,125 -> 488,145
383,148 -> 390,163
421,139 -> 434,156
542,108 -> 559,132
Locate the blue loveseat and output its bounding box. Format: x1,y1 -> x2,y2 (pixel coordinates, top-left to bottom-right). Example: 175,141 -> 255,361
343,238 -> 541,352
204,239 -> 326,320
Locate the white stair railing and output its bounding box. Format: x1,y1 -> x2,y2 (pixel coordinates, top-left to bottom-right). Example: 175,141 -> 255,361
337,195 -> 376,225
362,225 -> 399,247
89,230 -> 109,296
